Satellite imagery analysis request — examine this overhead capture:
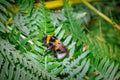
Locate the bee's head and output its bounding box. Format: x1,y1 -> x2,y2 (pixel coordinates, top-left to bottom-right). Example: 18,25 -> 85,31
42,35 -> 47,45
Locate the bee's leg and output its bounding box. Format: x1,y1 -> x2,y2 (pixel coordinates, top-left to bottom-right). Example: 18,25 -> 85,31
44,49 -> 49,56
52,50 -> 57,58
44,46 -> 53,56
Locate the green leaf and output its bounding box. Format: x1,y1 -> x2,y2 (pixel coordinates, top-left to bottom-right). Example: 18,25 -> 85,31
63,35 -> 72,46
72,58 -> 87,76
16,32 -> 21,41
80,59 -> 90,77
20,38 -> 29,46
0,54 -> 4,68
0,0 -> 12,7
109,63 -> 119,80
0,4 -> 7,15
69,45 -> 75,58
19,68 -> 26,80
33,45 -> 44,54
8,65 -> 14,80
61,50 -> 90,74
68,42 -> 76,49
57,30 -> 65,40
14,65 -> 20,80
54,24 -> 62,36
0,21 -> 5,33
98,58 -> 107,71
95,74 -> 103,80
105,62 -> 114,79
115,71 -> 120,80
0,12 -> 7,22
51,66 -> 64,75
102,59 -> 110,73
19,38 -> 29,52
9,0 -> 15,2
76,59 -> 90,79
47,62 -> 62,71
3,60 -> 9,76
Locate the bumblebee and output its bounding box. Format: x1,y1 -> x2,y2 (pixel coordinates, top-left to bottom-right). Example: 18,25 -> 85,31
42,35 -> 68,59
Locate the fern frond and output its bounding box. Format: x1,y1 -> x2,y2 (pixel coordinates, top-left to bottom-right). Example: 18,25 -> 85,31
0,0 -> 13,8
16,0 -> 34,14
0,40 -> 60,80
13,13 -> 30,35
61,50 -> 90,78
91,58 -> 120,80
0,0 -> 14,33
63,0 -> 83,41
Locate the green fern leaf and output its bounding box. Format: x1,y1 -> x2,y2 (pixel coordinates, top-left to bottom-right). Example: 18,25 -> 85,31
73,60 -> 90,80
0,40 -> 60,80
51,66 -> 64,75
47,62 -> 62,71
76,59 -> 90,79
0,21 -> 6,33
0,0 -> 12,7
54,24 -> 63,36
93,58 -> 120,80
0,4 -> 7,14
115,71 -> 120,80
61,50 -> 90,74
72,58 -> 87,76
98,58 -> 108,72
8,65 -> 14,80
0,13 -> 7,22
102,59 -> 110,73
63,35 -> 72,46
109,63 -> 119,80
69,45 -> 75,59
14,65 -> 21,80
58,30 -> 65,40
105,62 -> 115,79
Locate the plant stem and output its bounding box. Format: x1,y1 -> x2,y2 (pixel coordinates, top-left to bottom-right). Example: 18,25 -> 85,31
34,0 -> 100,9
81,0 -> 120,31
